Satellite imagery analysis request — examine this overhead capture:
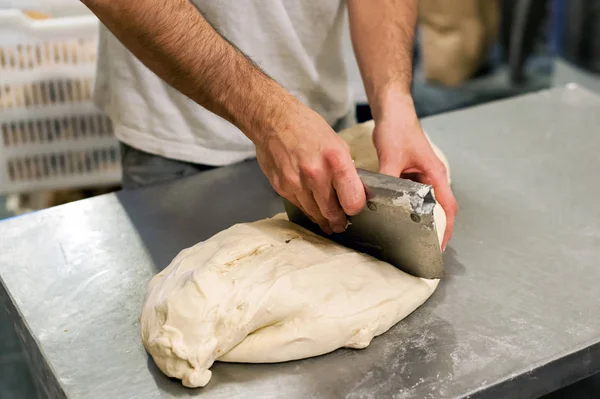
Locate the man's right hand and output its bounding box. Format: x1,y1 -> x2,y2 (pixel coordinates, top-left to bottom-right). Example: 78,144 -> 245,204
255,104 -> 366,235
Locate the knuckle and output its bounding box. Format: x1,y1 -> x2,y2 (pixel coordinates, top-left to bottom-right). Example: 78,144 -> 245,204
270,176 -> 284,194
313,215 -> 328,228
442,199 -> 458,216
451,201 -> 459,214
306,206 -> 321,216
283,172 -> 302,189
299,162 -> 321,181
321,207 -> 342,220
437,163 -> 448,176
429,168 -> 447,184
323,147 -> 349,170
300,201 -> 319,216
430,160 -> 446,175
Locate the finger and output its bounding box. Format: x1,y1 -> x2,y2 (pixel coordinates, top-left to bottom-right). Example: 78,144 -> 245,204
331,164 -> 366,216
378,151 -> 408,178
295,190 -> 333,235
286,194 -> 314,221
310,178 -> 347,233
425,167 -> 458,251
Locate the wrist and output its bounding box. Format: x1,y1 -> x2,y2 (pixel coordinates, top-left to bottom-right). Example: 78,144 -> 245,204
369,84 -> 416,123
238,86 -> 303,145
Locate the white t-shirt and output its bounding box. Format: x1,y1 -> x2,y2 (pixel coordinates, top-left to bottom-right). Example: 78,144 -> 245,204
94,0 -> 352,166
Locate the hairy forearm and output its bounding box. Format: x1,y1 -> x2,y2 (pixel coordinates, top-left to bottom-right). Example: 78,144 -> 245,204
81,0 -> 297,142
347,0 -> 417,120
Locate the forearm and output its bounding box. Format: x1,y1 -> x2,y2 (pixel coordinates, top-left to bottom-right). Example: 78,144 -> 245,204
81,0 -> 297,143
347,0 -> 417,121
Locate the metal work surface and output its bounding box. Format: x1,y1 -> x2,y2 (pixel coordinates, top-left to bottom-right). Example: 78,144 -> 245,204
1,86 -> 600,398
554,58 -> 600,94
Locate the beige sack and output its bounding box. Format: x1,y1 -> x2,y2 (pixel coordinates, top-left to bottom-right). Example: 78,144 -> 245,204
418,0 -> 499,86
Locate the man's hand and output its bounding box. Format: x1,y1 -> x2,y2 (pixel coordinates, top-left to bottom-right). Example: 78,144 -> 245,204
348,0 -> 458,248
256,104 -> 366,234
373,94 -> 458,251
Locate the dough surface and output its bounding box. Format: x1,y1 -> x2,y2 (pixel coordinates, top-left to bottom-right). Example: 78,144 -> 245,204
140,121 -> 451,388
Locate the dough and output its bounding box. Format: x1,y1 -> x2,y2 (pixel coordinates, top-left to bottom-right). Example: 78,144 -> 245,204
140,215 -> 443,388
140,121 -> 451,388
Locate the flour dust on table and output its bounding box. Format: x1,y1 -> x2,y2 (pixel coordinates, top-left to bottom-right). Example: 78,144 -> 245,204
140,121 -> 451,388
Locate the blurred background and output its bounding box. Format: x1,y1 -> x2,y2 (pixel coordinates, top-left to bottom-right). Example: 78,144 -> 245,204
1,0 -> 599,397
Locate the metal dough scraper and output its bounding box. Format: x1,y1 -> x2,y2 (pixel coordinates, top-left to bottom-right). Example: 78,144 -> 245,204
283,169 -> 444,279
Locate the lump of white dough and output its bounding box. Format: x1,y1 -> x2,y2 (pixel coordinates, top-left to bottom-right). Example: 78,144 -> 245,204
140,215 -> 443,388
140,121 -> 452,388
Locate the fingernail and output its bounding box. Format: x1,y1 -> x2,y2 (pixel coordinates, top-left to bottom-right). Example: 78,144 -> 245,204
323,226 -> 334,235
332,224 -> 346,234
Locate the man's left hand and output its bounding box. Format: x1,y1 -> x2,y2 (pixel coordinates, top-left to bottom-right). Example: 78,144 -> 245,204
373,96 -> 458,251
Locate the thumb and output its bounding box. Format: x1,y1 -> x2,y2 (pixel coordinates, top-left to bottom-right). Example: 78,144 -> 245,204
378,152 -> 408,177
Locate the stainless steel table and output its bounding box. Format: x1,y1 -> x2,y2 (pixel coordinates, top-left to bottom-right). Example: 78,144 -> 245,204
1,86 -> 600,399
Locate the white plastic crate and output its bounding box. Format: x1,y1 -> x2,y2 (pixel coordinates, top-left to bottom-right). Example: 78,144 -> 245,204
0,0 -> 92,17
0,9 -> 120,194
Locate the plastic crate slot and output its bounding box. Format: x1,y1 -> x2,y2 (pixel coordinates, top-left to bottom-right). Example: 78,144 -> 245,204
38,81 -> 47,105
24,120 -> 31,144
66,152 -> 73,174
82,79 -> 91,100
46,80 -> 54,104
31,80 -> 41,105
80,115 -> 88,137
15,44 -> 24,69
48,80 -> 57,103
17,120 -> 25,144
52,42 -> 61,64
61,116 -> 69,140
97,114 -> 105,134
9,83 -> 17,108
56,80 -> 65,103
65,80 -> 73,103
74,80 -> 82,102
42,42 -> 51,65
23,82 -> 32,107
27,44 -> 35,69
7,47 -> 16,68
8,122 -> 16,145
89,114 -> 98,136
42,154 -> 50,178
71,42 -> 79,64
32,156 -> 39,179
28,120 -> 37,143
1,123 -> 8,146
34,44 -> 42,67
7,161 -> 14,181
32,157 -> 39,180
37,119 -> 46,143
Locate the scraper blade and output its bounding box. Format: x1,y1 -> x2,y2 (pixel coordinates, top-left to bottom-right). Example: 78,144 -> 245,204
283,169 -> 444,279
